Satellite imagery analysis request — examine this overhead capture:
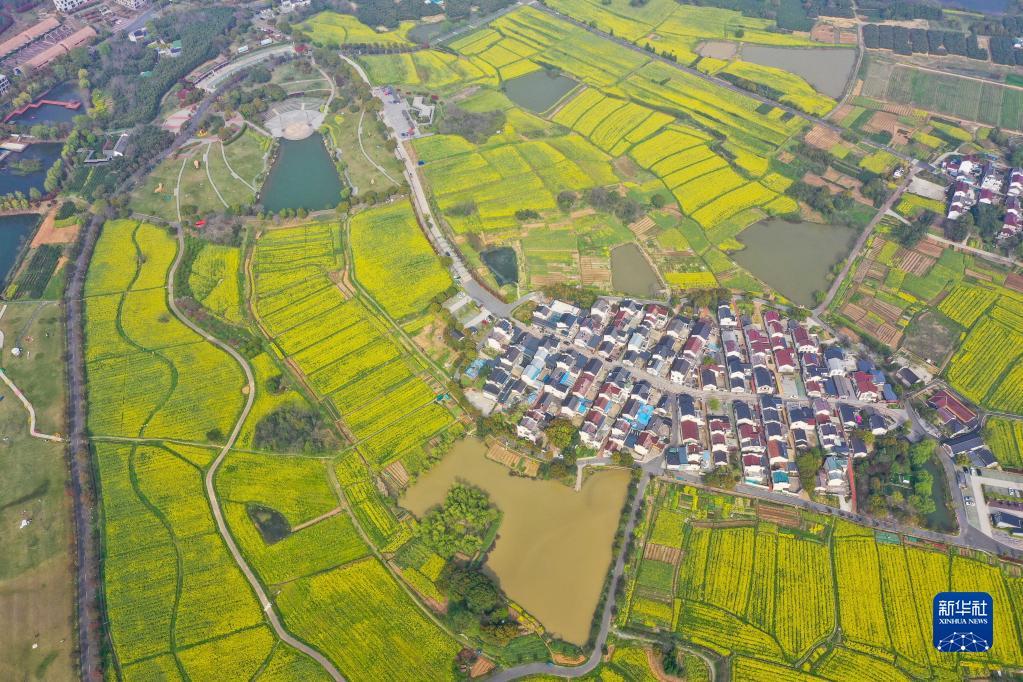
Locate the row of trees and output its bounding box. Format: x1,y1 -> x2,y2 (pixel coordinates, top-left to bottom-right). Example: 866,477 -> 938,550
862,24 -> 988,60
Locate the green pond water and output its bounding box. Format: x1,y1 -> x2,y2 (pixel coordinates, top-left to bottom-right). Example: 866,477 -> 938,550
740,45 -> 856,99
481,247 -> 518,285
259,134 -> 343,213
0,214 -> 40,288
401,438 -> 630,644
503,70 -> 578,113
730,219 -> 857,307
611,243 -> 660,298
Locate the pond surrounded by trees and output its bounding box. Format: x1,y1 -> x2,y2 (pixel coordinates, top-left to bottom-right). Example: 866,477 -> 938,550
259,133 -> 343,213
0,214 -> 41,287
0,143 -> 62,198
400,438 -> 629,644
731,219 -> 856,307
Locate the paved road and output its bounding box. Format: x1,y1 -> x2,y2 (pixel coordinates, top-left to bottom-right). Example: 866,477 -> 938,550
925,233 -> 1023,269
814,171 -> 915,315
166,229 -> 345,681
490,468 -> 653,681
339,53 -> 526,319
197,44 -> 297,92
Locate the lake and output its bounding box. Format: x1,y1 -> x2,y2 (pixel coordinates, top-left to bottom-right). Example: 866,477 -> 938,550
0,143 -> 62,197
0,214 -> 41,288
481,246 -> 518,285
611,243 -> 661,298
6,82 -> 86,126
739,45 -> 857,99
259,134 -> 343,213
503,70 -> 578,113
731,219 -> 856,307
400,438 -> 630,644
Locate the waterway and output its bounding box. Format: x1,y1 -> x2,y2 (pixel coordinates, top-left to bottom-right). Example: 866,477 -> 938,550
610,243 -> 660,298
259,133 -> 343,213
481,246 -> 518,285
400,438 -> 630,644
6,82 -> 86,126
731,219 -> 856,307
0,213 -> 41,288
0,142 -> 62,197
503,70 -> 578,113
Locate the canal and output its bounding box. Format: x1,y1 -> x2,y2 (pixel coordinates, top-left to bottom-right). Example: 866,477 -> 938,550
259,133 -> 343,213
730,219 -> 856,307
400,438 -> 630,644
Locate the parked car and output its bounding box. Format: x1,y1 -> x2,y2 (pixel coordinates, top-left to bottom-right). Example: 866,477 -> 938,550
964,495 -> 975,506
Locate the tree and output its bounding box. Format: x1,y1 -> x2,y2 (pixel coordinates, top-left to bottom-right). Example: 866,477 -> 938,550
419,484 -> 499,559
796,448 -> 824,492
440,563 -> 505,616
611,450 -> 634,468
557,190 -> 577,212
544,418 -> 576,451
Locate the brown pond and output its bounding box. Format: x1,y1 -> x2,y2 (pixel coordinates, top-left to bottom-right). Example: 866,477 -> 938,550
400,438 -> 630,644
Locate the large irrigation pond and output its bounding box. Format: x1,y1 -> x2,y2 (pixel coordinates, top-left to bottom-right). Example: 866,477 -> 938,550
503,70 -> 578,113
698,43 -> 856,99
260,133 -> 343,213
0,214 -> 40,287
481,247 -> 518,286
401,438 -> 629,644
731,219 -> 856,307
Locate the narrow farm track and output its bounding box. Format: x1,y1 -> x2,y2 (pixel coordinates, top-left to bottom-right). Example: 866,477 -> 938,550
165,227 -> 346,682
0,368 -> 64,441
357,109 -> 399,186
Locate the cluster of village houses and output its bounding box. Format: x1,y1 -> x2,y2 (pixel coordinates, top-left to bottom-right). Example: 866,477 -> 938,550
943,156 -> 1023,242
474,298 -> 900,496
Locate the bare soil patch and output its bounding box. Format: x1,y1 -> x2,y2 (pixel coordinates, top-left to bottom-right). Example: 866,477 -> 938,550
805,124 -> 841,150
696,40 -> 737,59
30,207 -> 78,248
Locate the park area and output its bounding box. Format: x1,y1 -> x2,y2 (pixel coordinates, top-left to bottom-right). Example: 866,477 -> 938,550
132,129 -> 269,222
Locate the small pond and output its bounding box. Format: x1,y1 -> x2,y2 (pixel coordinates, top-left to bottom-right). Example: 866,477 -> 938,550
401,438 -> 630,645
611,243 -> 660,298
739,45 -> 857,99
481,246 -> 518,285
0,213 -> 41,288
0,142 -> 62,197
503,70 -> 578,113
921,457 -> 958,534
6,82 -> 86,126
730,219 -> 857,307
259,133 -> 343,213
247,504 -> 291,544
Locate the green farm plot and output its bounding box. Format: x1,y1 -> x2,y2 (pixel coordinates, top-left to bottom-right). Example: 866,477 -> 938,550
867,62 -> 1022,130
298,12 -> 414,47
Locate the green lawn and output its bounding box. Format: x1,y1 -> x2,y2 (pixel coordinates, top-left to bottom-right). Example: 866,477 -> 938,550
323,112 -> 402,196
0,301 -> 73,681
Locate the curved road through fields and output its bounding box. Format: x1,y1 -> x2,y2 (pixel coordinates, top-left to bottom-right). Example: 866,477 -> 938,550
165,229 -> 345,681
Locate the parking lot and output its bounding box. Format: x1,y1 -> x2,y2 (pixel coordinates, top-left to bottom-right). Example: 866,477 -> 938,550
374,86 -> 423,139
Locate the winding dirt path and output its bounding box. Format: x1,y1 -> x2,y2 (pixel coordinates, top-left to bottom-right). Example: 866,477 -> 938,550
165,227 -> 345,681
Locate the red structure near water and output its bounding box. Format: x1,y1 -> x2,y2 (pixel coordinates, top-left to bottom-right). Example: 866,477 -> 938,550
4,98 -> 81,123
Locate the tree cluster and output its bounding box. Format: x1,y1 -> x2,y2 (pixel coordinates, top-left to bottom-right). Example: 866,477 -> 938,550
862,24 -> 988,60
856,436 -> 940,523
252,405 -> 340,453
419,484 -> 499,559
437,105 -> 505,144
785,180 -> 854,218
587,186 -> 642,222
